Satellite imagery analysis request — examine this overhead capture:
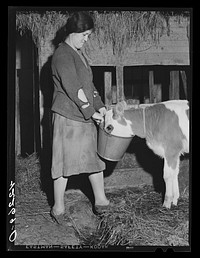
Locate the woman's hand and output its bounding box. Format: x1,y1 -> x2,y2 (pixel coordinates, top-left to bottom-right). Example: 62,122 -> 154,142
92,112 -> 104,125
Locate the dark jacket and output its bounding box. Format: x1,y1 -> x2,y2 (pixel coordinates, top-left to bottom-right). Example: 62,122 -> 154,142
51,42 -> 104,122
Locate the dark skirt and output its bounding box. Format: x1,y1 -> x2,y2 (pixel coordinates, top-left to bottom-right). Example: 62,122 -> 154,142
51,113 -> 105,179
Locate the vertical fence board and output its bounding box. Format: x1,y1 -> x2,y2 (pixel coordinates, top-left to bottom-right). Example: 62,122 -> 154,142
112,85 -> 117,104
149,71 -> 154,102
154,84 -> 162,102
32,46 -> 41,154
116,66 -> 124,102
150,84 -> 162,103
15,70 -> 21,155
169,71 -> 179,99
180,70 -> 187,99
104,72 -> 112,105
15,48 -> 21,155
149,71 -> 162,103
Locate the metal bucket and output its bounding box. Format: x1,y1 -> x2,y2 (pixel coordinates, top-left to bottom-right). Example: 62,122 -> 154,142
97,124 -> 133,161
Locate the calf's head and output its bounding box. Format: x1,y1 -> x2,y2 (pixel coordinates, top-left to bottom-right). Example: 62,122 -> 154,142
104,101 -> 134,137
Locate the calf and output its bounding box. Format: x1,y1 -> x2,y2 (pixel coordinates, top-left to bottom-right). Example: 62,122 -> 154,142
104,100 -> 189,209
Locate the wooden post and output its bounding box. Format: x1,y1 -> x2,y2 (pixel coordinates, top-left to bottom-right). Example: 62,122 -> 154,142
154,84 -> 162,103
116,66 -> 124,102
32,44 -> 41,154
15,49 -> 21,155
32,44 -> 36,153
149,71 -> 154,103
38,37 -> 55,149
112,85 -> 117,104
104,71 -> 112,106
37,44 -> 44,149
15,69 -> 21,156
150,84 -> 162,103
149,71 -> 162,103
180,70 -> 187,99
169,71 -> 179,100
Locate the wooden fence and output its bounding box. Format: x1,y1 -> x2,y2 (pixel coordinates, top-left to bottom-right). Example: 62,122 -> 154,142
104,68 -> 188,106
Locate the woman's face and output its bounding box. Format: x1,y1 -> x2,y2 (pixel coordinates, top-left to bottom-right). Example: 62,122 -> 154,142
71,30 -> 92,50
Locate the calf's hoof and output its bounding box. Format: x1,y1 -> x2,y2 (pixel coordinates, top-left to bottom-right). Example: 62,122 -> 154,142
163,196 -> 173,209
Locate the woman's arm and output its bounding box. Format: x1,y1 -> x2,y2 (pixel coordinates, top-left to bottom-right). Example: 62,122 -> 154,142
54,53 -> 96,120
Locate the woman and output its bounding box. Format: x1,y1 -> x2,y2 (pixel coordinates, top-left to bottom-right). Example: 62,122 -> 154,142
50,11 -> 110,224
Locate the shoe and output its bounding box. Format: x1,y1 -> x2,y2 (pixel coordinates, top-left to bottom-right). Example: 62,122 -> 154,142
50,209 -> 65,225
94,203 -> 112,216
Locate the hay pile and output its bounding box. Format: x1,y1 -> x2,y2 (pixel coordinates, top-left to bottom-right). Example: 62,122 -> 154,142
80,185 -> 189,247
91,11 -> 168,56
16,10 -> 189,56
15,153 -> 41,196
16,11 -> 68,47
16,10 -> 190,67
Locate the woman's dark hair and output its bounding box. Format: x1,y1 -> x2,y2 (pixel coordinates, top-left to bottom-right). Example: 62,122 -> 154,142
52,11 -> 94,48
65,11 -> 94,36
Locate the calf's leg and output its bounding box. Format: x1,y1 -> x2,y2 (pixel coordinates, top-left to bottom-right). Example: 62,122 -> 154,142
163,158 -> 174,208
172,157 -> 180,206
163,155 -> 180,208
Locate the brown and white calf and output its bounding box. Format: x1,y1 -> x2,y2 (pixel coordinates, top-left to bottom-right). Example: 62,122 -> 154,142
104,100 -> 189,209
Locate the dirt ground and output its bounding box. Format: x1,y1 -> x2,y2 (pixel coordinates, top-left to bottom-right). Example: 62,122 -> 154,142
13,159 -> 189,250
